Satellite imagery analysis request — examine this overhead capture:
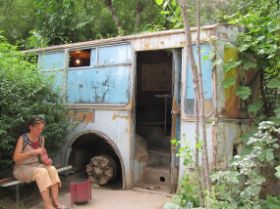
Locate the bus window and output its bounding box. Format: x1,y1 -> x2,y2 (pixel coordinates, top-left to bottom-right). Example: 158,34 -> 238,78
69,49 -> 91,67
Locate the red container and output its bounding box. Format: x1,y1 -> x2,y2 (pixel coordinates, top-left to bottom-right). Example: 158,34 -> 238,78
70,179 -> 91,206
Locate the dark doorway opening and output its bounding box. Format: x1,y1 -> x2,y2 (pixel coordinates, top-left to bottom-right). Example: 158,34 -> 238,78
136,50 -> 173,150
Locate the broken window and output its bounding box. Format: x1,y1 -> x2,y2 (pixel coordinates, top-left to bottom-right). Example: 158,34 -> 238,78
69,49 -> 91,67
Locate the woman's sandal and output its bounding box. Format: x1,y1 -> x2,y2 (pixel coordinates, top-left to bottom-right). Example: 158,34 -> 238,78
55,205 -> 68,209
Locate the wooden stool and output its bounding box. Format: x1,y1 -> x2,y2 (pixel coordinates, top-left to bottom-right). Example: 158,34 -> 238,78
70,179 -> 91,207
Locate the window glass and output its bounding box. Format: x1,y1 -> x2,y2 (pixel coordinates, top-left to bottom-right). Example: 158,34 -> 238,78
185,44 -> 213,115
69,49 -> 91,67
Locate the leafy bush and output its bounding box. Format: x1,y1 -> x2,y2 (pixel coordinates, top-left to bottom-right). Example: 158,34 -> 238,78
0,36 -> 68,171
208,121 -> 280,209
261,195 -> 280,209
164,138 -> 200,209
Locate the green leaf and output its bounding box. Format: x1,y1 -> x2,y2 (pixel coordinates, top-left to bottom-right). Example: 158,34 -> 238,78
239,44 -> 250,52
155,0 -> 164,5
195,141 -> 203,150
222,77 -> 237,88
266,148 -> 274,161
248,100 -> 263,114
274,106 -> 280,119
236,86 -> 251,100
242,59 -> 257,71
170,138 -> 177,145
224,60 -> 242,73
275,166 -> 280,179
171,0 -> 177,7
267,78 -> 280,89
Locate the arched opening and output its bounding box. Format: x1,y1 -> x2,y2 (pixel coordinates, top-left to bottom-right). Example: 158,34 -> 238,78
68,133 -> 123,188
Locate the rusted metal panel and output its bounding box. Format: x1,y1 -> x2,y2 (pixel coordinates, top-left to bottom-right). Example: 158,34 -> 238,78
62,110 -> 133,188
26,24 -> 221,54
38,51 -> 65,70
67,66 -> 131,104
178,121 -> 213,179
67,110 -> 95,123
214,120 -> 252,169
98,44 -> 133,66
184,44 -> 213,116
66,44 -> 133,105
178,119 -> 251,177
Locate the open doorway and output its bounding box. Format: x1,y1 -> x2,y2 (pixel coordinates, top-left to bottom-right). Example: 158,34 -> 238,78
135,50 -> 173,191
136,50 -> 173,150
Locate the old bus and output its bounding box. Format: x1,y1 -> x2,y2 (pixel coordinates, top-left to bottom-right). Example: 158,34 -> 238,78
30,24 -> 252,192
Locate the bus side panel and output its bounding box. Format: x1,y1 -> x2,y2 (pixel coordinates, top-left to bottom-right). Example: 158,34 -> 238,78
67,66 -> 130,104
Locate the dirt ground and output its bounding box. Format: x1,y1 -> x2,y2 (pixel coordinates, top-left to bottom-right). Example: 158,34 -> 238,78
0,175 -> 172,209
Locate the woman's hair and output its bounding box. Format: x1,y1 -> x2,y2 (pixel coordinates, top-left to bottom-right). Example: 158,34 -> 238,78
27,115 -> 46,127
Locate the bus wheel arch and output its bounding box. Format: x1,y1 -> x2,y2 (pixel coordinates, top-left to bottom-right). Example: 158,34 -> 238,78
65,131 -> 124,187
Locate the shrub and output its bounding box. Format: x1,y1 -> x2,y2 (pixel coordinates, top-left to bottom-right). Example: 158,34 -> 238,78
0,36 -> 68,171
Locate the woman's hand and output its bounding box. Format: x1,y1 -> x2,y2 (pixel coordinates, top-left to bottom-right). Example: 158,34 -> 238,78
47,158 -> 53,165
40,148 -> 52,165
32,147 -> 44,156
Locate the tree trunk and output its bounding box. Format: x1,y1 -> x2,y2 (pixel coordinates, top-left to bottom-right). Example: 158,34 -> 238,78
103,0 -> 123,34
177,0 -> 211,199
195,0 -> 211,193
135,0 -> 143,32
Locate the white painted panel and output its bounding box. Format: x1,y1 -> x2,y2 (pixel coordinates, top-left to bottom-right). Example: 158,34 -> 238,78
63,109 -> 133,188
178,121 -> 213,179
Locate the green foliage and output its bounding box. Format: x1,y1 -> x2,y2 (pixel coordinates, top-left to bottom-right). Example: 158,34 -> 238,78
0,0 -> 164,46
248,100 -> 263,115
155,0 -> 231,29
0,39 -> 68,170
208,121 -> 280,209
0,0 -> 38,44
164,136 -> 200,209
222,0 -> 280,118
261,195 -> 280,209
235,86 -> 251,100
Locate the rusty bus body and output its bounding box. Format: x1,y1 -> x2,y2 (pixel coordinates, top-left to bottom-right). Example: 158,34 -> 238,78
31,24 -> 252,191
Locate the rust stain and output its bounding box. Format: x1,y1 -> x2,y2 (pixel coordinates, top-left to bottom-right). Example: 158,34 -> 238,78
67,110 -> 94,123
112,112 -> 129,120
143,43 -> 151,50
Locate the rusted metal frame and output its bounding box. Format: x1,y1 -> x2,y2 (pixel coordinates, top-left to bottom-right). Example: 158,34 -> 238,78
25,24 -> 220,54
63,48 -> 69,103
170,49 -> 181,193
180,117 -> 251,123
67,63 -> 133,71
67,104 -> 131,110
130,47 -> 137,188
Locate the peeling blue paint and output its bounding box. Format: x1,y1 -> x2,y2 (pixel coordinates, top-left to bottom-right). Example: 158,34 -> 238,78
67,66 -> 130,104
98,44 -> 133,65
38,52 -> 65,70
185,44 -> 212,114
